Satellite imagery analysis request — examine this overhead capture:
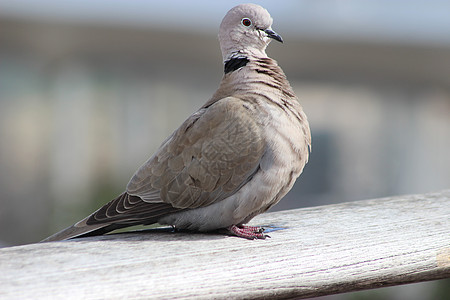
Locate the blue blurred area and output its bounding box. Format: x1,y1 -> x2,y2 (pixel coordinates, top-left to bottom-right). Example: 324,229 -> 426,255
1,0 -> 450,45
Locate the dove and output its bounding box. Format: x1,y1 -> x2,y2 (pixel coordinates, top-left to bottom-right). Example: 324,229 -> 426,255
42,3 -> 311,241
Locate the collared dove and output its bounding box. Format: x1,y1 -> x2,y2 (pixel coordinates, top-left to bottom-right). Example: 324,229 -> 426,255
42,3 -> 311,241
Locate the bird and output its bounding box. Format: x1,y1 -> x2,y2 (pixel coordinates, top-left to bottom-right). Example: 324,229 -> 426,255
41,3 -> 311,242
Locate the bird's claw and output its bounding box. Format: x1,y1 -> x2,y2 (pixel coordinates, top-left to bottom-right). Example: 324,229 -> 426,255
227,225 -> 270,240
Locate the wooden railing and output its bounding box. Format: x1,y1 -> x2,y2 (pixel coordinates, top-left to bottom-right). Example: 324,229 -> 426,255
1,190 -> 449,299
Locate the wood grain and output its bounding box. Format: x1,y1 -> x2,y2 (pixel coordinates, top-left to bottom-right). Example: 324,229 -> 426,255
1,190 -> 449,299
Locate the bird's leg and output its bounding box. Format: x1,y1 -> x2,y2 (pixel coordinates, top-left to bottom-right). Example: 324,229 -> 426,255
227,224 -> 269,240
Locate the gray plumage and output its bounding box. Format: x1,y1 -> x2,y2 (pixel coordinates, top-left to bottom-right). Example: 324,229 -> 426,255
42,3 -> 311,242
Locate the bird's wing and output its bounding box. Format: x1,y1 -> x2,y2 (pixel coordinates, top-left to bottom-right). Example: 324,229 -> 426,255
127,96 -> 266,209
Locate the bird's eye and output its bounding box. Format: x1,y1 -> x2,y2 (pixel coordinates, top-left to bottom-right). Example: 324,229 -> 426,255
241,18 -> 252,27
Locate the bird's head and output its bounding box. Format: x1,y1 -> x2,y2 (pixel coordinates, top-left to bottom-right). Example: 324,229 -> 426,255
219,3 -> 283,61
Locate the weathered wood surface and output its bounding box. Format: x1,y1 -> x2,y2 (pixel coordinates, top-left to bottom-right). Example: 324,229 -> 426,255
1,190 -> 449,299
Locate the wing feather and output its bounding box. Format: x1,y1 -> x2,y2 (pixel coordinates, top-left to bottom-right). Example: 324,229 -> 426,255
127,96 -> 266,209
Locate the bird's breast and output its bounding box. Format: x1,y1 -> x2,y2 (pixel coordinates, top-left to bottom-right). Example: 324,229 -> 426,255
230,97 -> 309,220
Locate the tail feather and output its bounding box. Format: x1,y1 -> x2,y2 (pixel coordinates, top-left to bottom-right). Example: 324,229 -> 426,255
40,192 -> 181,242
40,221 -> 109,242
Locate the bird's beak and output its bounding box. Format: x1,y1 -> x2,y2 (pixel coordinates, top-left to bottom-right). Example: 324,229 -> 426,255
264,29 -> 283,43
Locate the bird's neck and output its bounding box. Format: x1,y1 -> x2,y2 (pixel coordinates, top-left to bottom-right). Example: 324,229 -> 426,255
223,55 -> 292,92
209,54 -> 297,109
223,49 -> 267,65
223,48 -> 272,74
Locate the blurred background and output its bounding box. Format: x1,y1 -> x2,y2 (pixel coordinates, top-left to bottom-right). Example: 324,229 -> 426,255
0,0 -> 449,298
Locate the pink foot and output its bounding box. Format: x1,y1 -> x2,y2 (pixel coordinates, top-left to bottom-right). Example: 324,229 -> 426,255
227,225 -> 269,240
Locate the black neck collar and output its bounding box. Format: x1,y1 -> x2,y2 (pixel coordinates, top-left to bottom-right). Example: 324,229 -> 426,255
224,57 -> 249,74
